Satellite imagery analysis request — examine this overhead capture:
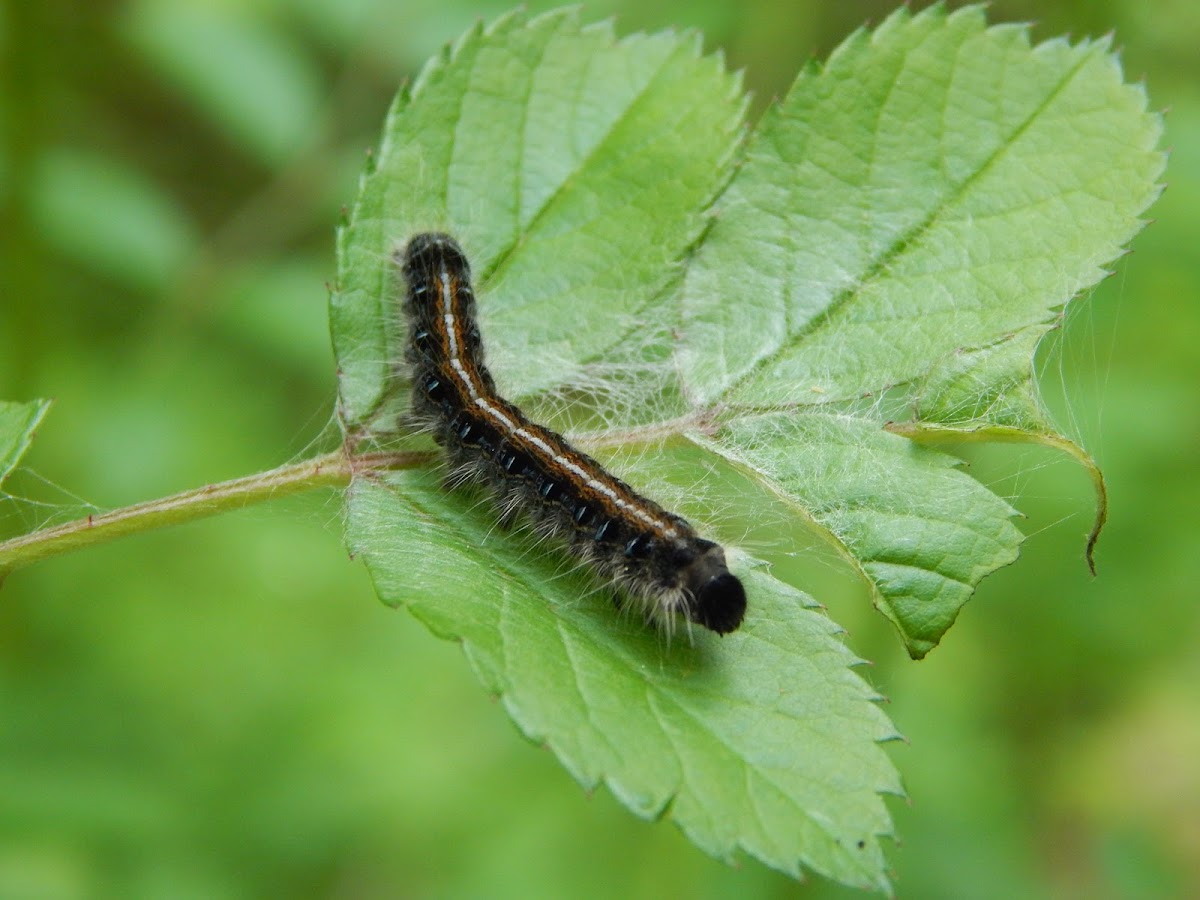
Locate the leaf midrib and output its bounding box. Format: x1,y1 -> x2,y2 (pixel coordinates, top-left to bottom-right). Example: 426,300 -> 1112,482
477,34 -> 685,287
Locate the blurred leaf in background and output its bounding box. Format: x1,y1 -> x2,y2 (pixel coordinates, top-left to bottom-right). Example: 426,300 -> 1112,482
1,0 -> 1196,897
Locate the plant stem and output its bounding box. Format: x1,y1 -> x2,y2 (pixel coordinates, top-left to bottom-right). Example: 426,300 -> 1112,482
0,449 -> 425,581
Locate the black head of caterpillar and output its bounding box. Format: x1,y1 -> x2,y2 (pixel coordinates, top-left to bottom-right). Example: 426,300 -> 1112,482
396,232 -> 746,636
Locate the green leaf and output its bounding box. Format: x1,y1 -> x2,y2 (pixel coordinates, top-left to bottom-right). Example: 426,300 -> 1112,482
349,473 -> 901,891
335,8 -> 902,887
677,4 -> 1162,654
331,3 -> 1163,889
333,7 -> 746,427
680,4 -> 1163,408
0,399 -> 51,489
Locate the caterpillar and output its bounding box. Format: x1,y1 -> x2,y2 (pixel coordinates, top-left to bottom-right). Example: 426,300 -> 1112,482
397,232 -> 746,635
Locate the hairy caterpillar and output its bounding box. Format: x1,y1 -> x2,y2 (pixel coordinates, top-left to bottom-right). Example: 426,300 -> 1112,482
398,233 -> 746,635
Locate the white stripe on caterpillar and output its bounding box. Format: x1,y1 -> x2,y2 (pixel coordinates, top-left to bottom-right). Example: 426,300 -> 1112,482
398,232 -> 745,635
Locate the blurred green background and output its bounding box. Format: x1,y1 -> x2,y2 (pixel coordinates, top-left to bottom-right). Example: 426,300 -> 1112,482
1,0 -> 1195,896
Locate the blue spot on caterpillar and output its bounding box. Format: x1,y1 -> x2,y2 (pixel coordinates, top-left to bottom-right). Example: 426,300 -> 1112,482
398,233 -> 746,635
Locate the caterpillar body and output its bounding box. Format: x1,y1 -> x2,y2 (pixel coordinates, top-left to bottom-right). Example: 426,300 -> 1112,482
398,233 -> 746,635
